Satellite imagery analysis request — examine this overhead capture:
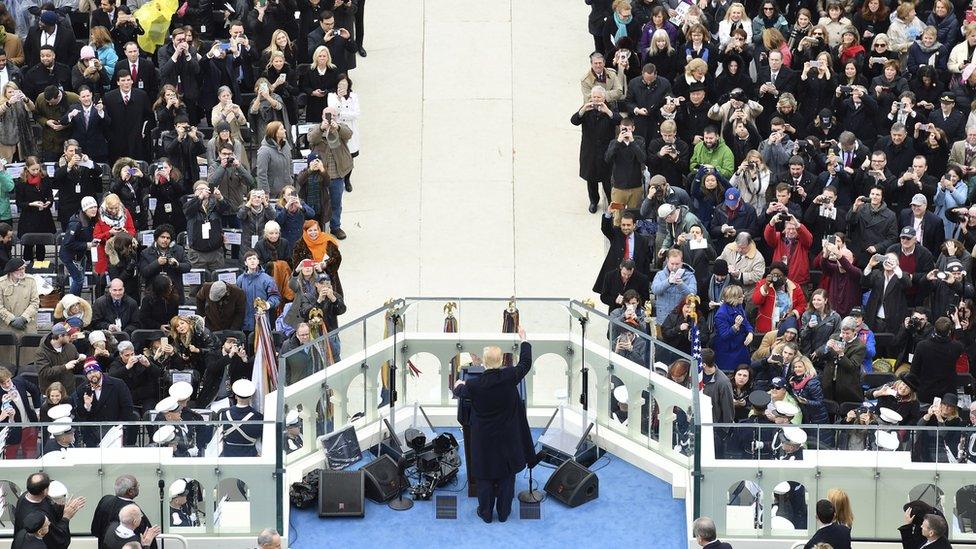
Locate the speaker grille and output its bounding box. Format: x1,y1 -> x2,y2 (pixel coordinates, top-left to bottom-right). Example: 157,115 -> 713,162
318,470 -> 365,517
362,455 -> 401,503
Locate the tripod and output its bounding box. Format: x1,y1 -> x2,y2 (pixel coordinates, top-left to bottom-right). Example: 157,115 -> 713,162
388,456 -> 413,511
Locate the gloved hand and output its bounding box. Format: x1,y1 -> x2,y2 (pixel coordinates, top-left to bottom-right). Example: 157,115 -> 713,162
9,317 -> 27,330
752,440 -> 765,451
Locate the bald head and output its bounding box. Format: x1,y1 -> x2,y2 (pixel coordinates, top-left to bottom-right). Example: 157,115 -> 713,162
108,278 -> 125,300
119,504 -> 142,528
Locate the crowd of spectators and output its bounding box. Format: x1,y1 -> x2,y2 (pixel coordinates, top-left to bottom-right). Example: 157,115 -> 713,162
583,0 -> 976,462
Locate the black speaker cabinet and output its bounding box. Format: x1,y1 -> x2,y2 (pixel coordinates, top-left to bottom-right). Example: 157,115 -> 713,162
318,470 -> 365,517
544,460 -> 599,508
362,455 -> 401,503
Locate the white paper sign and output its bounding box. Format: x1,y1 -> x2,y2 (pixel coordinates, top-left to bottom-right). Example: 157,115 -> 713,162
217,272 -> 237,285
182,271 -> 202,286
292,159 -> 306,175
6,163 -> 23,179
36,311 -> 53,328
199,164 -> 208,179
141,232 -> 154,246
223,230 -> 241,245
90,246 -> 99,263
251,235 -> 258,247
689,238 -> 707,250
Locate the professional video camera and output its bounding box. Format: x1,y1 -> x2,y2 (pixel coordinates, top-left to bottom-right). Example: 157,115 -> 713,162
404,429 -> 461,500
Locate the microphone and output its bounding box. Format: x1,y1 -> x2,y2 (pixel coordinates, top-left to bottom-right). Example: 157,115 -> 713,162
158,479 -> 165,499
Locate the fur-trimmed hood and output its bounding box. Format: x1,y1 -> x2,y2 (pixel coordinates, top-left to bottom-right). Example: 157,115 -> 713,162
54,294 -> 93,326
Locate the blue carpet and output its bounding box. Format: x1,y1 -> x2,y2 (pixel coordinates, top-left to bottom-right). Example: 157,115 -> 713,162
289,429 -> 686,549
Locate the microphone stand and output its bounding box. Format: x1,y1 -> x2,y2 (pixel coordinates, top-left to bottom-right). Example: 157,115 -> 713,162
158,479 -> 166,549
517,464 -> 545,504
387,456 -> 413,511
578,314 -> 589,410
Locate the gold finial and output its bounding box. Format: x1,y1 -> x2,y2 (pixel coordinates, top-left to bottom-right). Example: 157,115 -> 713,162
643,299 -> 654,319
444,302 -> 457,317
507,296 -> 517,313
581,298 -> 595,309
253,297 -> 269,314
686,295 -> 701,323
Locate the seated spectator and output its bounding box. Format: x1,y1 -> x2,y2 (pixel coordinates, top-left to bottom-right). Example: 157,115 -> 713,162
0,258 -> 39,332
107,341 -> 161,421
752,261 -> 807,333
291,220 -> 342,296
835,402 -> 880,450
712,285 -> 754,372
194,281 -> 246,332
862,251 -> 910,333
71,358 -> 134,447
910,316 -> 964,403
91,279 -> 140,334
238,189 -> 277,256
36,323 -> 82,394
39,382 -> 68,424
764,212 -> 813,285
167,315 -> 214,377
0,367 -> 39,458
799,289 -> 841,355
660,295 -> 696,355
751,324 -> 799,361
717,235 -> 765,304
198,336 -> 249,406
787,355 -> 828,426
652,249 -> 697,324
183,181 -> 231,270
54,294 -> 92,328
814,320 -> 865,404
138,225 -> 191,303
137,274 -> 180,330
238,251 -> 281,333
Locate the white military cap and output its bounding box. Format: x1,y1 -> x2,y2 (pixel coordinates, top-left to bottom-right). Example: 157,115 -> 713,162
771,515 -> 796,529
153,396 -> 179,414
876,430 -> 900,450
48,417 -> 73,435
773,481 -> 791,495
47,404 -> 72,420
168,382 -> 194,401
48,481 -> 68,498
782,426 -> 807,445
774,400 -> 799,417
232,379 -> 256,398
153,425 -> 176,445
169,479 -> 187,498
878,407 -> 903,424
612,385 -> 629,402
286,410 -> 300,426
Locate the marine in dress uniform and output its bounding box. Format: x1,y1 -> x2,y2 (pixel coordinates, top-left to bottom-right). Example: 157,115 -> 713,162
219,379 -> 263,457
284,410 -> 303,454
729,390 -> 775,459
170,381 -> 213,455
772,478 -> 808,530
42,418 -> 76,455
168,479 -> 200,527
773,426 -> 806,460
152,424 -> 189,457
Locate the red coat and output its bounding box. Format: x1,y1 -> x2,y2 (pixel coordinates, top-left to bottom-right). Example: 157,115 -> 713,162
751,277 -> 808,333
763,222 -> 813,285
92,208 -> 137,274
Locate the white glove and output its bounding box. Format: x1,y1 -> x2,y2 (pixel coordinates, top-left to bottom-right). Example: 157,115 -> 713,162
188,447 -> 199,457
752,440 -> 765,451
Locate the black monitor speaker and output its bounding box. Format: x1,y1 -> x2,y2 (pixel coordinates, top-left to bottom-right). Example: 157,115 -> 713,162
544,459 -> 599,508
317,470 -> 365,518
362,455 -> 401,503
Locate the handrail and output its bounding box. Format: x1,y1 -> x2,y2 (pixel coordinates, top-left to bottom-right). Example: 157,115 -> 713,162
157,534 -> 189,549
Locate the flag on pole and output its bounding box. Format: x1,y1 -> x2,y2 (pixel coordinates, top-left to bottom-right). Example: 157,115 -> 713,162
691,321 -> 704,391
250,307 -> 277,414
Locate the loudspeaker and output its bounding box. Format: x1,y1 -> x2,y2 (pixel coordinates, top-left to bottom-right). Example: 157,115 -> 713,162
544,460 -> 598,508
362,455 -> 401,503
318,470 -> 365,518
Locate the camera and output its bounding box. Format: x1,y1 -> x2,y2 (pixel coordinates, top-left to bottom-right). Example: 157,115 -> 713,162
908,317 -> 923,330
936,271 -> 948,280
324,112 -> 333,124
948,304 -> 958,316
404,430 -> 461,500
839,85 -> 853,95
747,161 -> 756,169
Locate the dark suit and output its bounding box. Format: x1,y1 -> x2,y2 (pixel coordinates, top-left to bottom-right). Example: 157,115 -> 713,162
805,522 -> 852,549
158,45 -> 202,111
70,375 -> 135,447
755,67 -> 797,130
306,27 -> 358,72
929,107 -> 966,142
91,294 -> 140,332
103,87 -> 152,162
453,343 -> 534,521
21,62 -> 72,100
112,58 -> 160,99
592,214 -> 652,293
898,209 -> 945,257
60,103 -> 112,162
90,9 -> 118,32
862,269 -> 910,333
24,22 -> 78,67
703,541 -> 734,549
90,495 -> 156,549
599,270 -> 650,312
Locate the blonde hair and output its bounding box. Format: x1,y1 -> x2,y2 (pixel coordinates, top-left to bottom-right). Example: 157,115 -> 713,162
483,346 -> 503,369
827,488 -> 854,528
721,284 -> 744,304
724,2 -> 746,22
649,29 -> 673,56
685,58 -> 707,77
895,2 -> 914,21
101,193 -> 122,211
312,45 -> 335,70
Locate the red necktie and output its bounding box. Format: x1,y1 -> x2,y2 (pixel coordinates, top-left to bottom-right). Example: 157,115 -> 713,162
131,63 -> 138,82
624,235 -> 631,259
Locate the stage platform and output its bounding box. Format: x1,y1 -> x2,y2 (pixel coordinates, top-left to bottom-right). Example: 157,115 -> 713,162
288,430 -> 686,548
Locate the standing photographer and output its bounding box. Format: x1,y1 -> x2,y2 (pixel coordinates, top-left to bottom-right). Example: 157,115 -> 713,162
862,251 -> 910,334
604,117 -> 646,223
764,212 -> 812,285
452,326 -> 533,524
923,261 -> 974,318
892,308 -> 934,375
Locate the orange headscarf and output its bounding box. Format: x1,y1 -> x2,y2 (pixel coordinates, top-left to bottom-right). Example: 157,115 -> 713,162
302,220 -> 337,261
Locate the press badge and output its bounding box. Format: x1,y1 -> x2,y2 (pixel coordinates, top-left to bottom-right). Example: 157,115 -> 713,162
202,222 -> 211,239
251,235 -> 258,247
164,203 -> 172,213
75,184 -> 81,193
138,81 -> 144,89
90,245 -> 98,262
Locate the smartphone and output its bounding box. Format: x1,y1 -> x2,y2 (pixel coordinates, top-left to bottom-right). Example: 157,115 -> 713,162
770,353 -> 782,363
872,253 -> 885,263
810,60 -> 821,69
219,42 -> 231,51
127,167 -> 136,176
259,82 -> 269,93
161,336 -> 169,346
933,397 -> 942,408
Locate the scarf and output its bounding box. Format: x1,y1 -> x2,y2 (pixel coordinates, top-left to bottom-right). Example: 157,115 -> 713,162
790,373 -> 811,392
915,40 -> 942,54
26,173 -> 42,189
840,43 -> 866,64
613,12 -> 632,43
301,221 -> 337,262
100,206 -> 126,230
